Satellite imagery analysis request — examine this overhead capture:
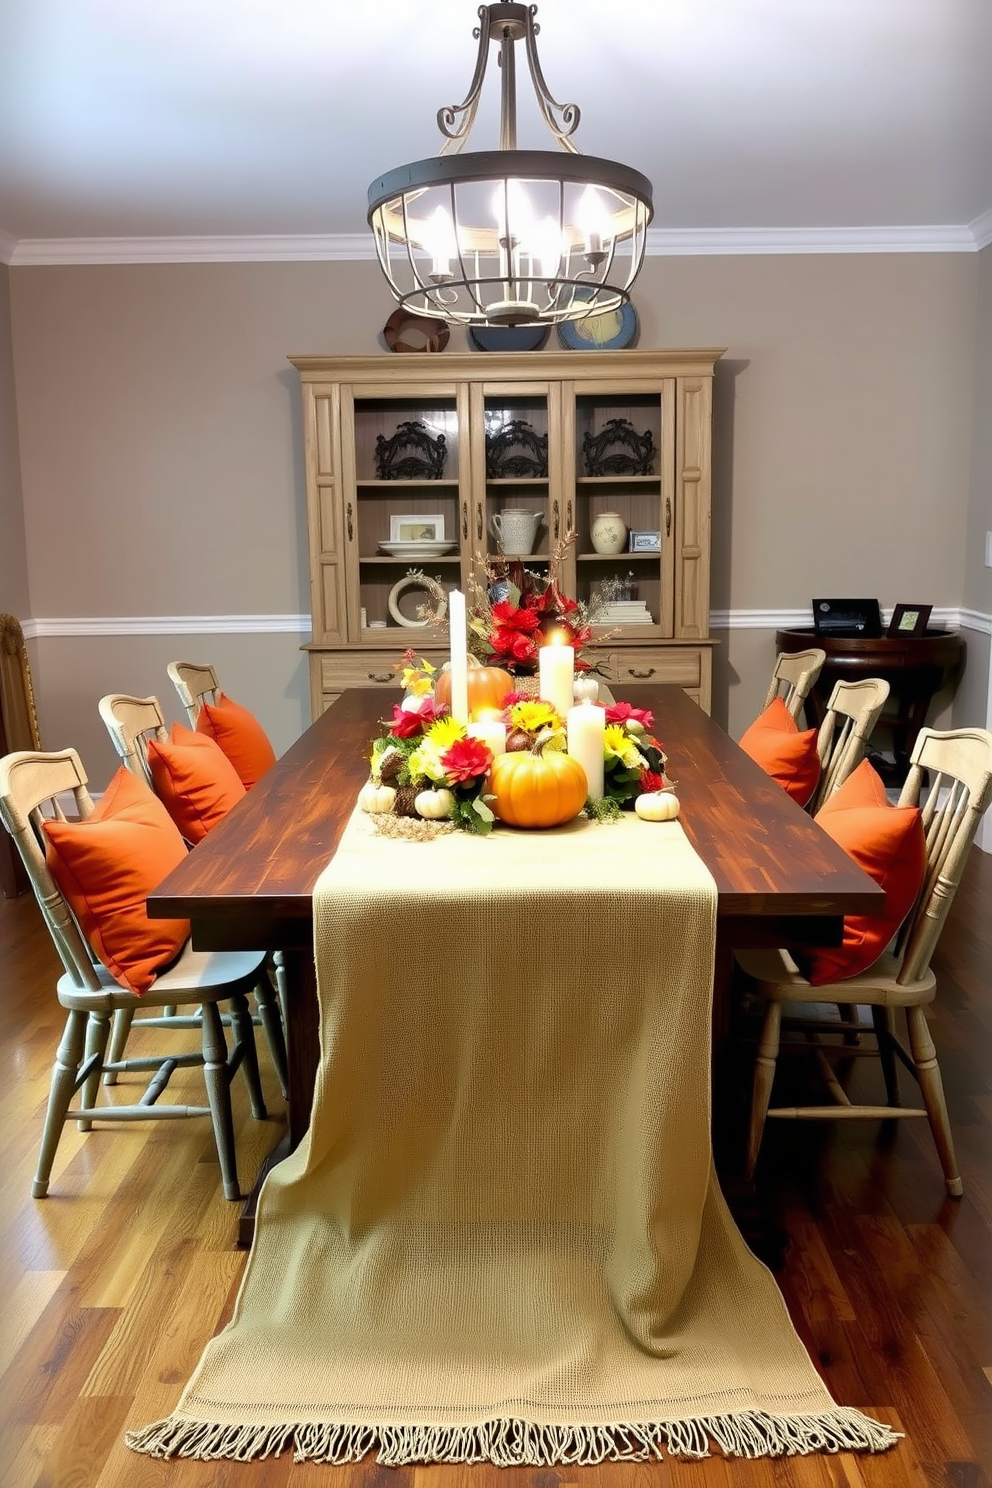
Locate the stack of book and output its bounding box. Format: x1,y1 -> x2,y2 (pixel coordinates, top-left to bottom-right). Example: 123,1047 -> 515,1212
593,600 -> 654,625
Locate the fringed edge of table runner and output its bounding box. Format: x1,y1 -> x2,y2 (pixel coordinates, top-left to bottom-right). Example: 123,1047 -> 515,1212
126,1407 -> 900,1464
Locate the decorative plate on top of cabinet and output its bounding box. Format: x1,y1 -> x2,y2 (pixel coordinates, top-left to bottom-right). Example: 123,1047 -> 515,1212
469,324 -> 549,352
557,296 -> 638,352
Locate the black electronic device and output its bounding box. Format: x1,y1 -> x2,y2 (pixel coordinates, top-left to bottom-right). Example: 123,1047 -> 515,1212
811,598 -> 883,639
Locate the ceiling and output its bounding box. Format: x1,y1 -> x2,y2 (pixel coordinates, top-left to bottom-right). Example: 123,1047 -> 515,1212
1,0 -> 990,259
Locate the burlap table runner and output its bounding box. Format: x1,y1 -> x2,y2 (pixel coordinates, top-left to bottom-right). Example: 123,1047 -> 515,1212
128,808 -> 897,1465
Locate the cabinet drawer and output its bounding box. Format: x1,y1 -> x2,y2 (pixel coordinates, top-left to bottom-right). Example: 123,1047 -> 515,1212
598,649 -> 702,687
319,650 -> 447,693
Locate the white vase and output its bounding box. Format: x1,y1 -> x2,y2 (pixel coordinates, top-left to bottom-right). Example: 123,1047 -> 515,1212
590,512 -> 628,555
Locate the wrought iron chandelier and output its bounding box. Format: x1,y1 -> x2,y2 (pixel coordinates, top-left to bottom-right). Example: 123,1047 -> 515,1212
367,3 -> 654,330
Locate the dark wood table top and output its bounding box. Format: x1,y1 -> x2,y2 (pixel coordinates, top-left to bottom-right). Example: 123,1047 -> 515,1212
149,685 -> 882,944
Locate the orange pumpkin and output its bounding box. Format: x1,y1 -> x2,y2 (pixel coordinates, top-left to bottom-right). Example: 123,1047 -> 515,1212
488,748 -> 588,829
434,663 -> 514,719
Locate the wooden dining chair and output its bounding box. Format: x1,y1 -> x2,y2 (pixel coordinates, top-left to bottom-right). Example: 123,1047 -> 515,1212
762,647 -> 826,724
167,660 -> 219,728
98,693 -> 288,1099
735,725 -> 992,1195
807,677 -> 890,815
0,748 -> 272,1200
1,614 -> 43,898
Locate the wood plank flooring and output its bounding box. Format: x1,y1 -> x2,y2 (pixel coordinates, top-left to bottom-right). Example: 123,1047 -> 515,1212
0,848 -> 989,1487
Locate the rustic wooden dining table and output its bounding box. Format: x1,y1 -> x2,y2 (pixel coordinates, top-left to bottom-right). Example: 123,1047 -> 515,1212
149,685 -> 882,1243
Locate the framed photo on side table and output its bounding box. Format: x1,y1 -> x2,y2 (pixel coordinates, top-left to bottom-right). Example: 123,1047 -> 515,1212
887,603 -> 932,638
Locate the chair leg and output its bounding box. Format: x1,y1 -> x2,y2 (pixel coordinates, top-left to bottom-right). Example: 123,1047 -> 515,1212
254,974 -> 288,1100
104,1006 -> 135,1084
33,1010 -> 89,1198
199,1001 -> 242,1201
872,1005 -> 901,1108
79,1011 -> 111,1125
228,991 -> 268,1121
746,1002 -> 782,1180
906,1005 -> 962,1198
838,1002 -> 862,1046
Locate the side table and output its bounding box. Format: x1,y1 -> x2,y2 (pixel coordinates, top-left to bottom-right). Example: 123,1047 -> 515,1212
775,627 -> 965,783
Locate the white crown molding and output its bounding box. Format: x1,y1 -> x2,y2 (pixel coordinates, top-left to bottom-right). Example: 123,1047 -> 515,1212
971,210 -> 992,252
5,223 -> 983,268
9,234 -> 375,267
645,224 -> 978,256
0,228 -> 17,266
20,606 -> 987,640
22,614 -> 311,639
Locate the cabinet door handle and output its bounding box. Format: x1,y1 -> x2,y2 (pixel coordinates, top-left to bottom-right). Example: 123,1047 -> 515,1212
665,497 -> 672,538
462,501 -> 469,540
566,500 -> 572,532
628,666 -> 656,679
553,499 -> 560,539
476,506 -> 482,541
346,502 -> 354,542
367,672 -> 392,683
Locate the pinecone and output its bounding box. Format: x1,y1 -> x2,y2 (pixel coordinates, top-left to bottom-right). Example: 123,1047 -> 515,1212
393,784 -> 420,817
379,748 -> 404,783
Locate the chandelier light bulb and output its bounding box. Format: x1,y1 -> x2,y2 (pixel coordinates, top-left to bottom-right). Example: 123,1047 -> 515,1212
367,3 -> 653,329
421,206 -> 458,281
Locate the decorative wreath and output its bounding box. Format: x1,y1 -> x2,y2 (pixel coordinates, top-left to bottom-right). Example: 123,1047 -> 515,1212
383,309 -> 451,354
387,571 -> 448,628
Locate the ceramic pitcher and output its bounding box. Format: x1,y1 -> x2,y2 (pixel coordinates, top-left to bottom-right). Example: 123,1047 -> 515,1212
490,509 -> 544,555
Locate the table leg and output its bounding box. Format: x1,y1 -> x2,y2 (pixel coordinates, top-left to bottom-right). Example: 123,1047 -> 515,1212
238,945 -> 320,1247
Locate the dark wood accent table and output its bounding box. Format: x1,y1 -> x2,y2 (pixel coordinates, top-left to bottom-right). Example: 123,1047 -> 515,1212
149,686 -> 882,1245
776,626 -> 965,782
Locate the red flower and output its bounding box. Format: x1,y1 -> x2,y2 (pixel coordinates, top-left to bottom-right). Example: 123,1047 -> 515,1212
605,702 -> 655,731
492,628 -> 539,665
640,770 -> 665,794
491,601 -> 540,633
441,737 -> 494,784
386,702 -> 446,738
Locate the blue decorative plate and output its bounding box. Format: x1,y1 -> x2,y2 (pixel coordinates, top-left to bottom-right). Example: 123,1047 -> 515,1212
557,297 -> 638,352
469,324 -> 550,353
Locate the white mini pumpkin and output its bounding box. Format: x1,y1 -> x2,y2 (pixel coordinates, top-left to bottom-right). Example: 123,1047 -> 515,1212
634,791 -> 680,822
359,780 -> 397,815
414,787 -> 456,820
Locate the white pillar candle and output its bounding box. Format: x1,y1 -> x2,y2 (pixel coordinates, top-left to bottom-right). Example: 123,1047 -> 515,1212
467,719 -> 507,755
538,643 -> 574,721
567,699 -> 605,801
448,590 -> 469,725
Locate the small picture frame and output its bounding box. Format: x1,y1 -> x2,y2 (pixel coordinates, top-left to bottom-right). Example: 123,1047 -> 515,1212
628,530 -> 661,553
887,603 -> 932,638
389,513 -> 445,543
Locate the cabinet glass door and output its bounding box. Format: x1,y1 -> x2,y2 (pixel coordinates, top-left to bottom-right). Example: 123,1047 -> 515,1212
344,389 -> 467,638
473,383 -> 560,584
568,385 -> 675,637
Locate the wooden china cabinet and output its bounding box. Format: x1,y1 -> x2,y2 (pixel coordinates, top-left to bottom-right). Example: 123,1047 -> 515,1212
289,349 -> 722,720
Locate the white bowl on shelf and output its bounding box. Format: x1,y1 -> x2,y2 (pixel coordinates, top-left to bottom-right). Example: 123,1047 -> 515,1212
379,540 -> 456,559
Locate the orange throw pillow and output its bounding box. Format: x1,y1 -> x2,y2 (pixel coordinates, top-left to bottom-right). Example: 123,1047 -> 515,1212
195,692 -> 276,789
738,696 -> 821,806
147,723 -> 246,844
798,759 -> 927,985
43,768 -> 189,996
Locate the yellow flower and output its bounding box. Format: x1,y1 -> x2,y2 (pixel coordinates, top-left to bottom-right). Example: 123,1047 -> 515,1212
508,699 -> 559,733
604,724 -> 647,771
426,715 -> 467,749
399,657 -> 436,694
407,741 -> 449,783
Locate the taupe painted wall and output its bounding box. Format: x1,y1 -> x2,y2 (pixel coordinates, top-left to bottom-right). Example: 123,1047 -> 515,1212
6,251 -> 986,782
0,264 -> 29,619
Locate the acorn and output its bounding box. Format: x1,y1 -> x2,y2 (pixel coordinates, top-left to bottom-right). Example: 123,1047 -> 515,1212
505,728 -> 532,752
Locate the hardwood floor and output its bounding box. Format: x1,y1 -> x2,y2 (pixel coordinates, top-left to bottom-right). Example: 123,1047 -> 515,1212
1,848 -> 989,1488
